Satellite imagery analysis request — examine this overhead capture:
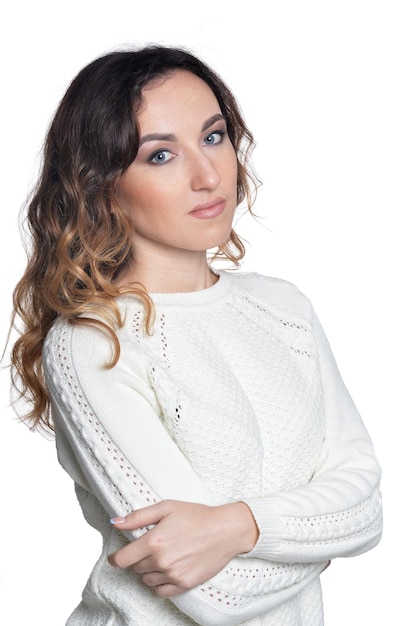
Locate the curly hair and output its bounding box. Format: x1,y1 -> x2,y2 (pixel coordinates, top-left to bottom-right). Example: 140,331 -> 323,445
10,45 -> 258,431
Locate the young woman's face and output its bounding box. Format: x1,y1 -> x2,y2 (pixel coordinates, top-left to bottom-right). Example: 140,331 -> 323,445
118,70 -> 238,261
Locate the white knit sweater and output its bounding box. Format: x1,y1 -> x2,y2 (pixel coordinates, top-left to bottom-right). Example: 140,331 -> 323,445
43,271 -> 382,626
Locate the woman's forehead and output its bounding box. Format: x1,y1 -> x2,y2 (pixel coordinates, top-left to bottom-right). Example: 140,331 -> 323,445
138,70 -> 221,127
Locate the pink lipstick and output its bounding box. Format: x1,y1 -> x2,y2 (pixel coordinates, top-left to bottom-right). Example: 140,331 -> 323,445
189,198 -> 226,219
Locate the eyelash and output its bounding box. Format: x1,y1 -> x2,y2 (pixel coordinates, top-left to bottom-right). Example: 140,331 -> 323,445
149,150 -> 172,165
204,129 -> 226,145
148,129 -> 227,165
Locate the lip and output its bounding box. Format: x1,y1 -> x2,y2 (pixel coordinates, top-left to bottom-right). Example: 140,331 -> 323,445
189,198 -> 226,219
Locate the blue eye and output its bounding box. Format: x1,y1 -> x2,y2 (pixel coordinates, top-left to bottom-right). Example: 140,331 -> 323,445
204,130 -> 226,146
149,150 -> 173,164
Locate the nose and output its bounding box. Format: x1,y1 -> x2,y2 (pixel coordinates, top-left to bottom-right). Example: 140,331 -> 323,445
190,151 -> 221,191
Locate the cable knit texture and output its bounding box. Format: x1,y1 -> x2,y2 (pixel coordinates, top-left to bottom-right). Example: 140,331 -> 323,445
42,271 -> 382,625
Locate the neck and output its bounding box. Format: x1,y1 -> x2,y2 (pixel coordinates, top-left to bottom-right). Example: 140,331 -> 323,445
120,247 -> 217,293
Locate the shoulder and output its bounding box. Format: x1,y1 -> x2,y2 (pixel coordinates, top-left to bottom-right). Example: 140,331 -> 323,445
42,307 -> 141,386
44,316 -> 113,361
43,294 -> 151,361
43,296 -> 143,359
228,271 -> 314,322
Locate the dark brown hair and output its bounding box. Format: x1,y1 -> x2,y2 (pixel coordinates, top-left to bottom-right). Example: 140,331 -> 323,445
10,45 -> 258,431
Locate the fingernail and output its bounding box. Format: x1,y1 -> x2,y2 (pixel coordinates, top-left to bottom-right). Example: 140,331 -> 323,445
110,516 -> 127,525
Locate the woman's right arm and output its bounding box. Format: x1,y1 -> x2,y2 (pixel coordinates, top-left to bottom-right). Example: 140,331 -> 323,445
43,319 -> 324,626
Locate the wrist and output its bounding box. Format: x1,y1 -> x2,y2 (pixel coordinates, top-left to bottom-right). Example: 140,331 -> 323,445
222,501 -> 259,555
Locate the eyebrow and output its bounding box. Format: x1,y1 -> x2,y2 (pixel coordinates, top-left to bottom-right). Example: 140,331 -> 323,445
139,113 -> 226,145
201,113 -> 225,133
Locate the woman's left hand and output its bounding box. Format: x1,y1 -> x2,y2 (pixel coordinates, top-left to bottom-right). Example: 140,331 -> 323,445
108,499 -> 258,597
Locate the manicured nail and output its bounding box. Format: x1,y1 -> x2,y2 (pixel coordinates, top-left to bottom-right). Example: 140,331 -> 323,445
110,516 -> 127,525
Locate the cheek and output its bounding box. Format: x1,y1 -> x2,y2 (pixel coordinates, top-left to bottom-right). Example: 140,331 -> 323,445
117,174 -> 140,210
229,150 -> 238,183
230,159 -> 239,200
118,175 -> 159,213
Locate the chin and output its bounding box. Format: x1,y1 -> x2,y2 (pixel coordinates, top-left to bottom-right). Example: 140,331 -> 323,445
201,222 -> 234,250
202,234 -> 234,254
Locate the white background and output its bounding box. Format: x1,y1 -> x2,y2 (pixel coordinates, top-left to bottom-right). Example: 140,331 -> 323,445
1,1 -> 415,624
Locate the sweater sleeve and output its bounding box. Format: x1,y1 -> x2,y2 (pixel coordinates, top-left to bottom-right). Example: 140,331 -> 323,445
242,305 -> 383,563
43,319 -> 327,626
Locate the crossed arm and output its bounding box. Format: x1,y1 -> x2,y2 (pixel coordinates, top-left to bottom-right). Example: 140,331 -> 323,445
108,500 -> 259,597
44,313 -> 382,625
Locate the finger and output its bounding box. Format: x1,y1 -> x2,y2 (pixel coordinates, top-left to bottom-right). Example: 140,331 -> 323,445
130,555 -> 155,574
153,584 -> 183,599
110,501 -> 169,530
141,571 -> 167,587
108,538 -> 150,569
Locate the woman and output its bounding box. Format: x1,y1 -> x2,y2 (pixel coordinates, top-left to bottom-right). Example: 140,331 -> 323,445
10,45 -> 382,625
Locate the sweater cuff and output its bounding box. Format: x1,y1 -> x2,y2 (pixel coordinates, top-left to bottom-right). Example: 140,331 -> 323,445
241,497 -> 287,560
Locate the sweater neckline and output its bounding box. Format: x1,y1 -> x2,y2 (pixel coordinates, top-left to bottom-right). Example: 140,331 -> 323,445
149,269 -> 233,306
